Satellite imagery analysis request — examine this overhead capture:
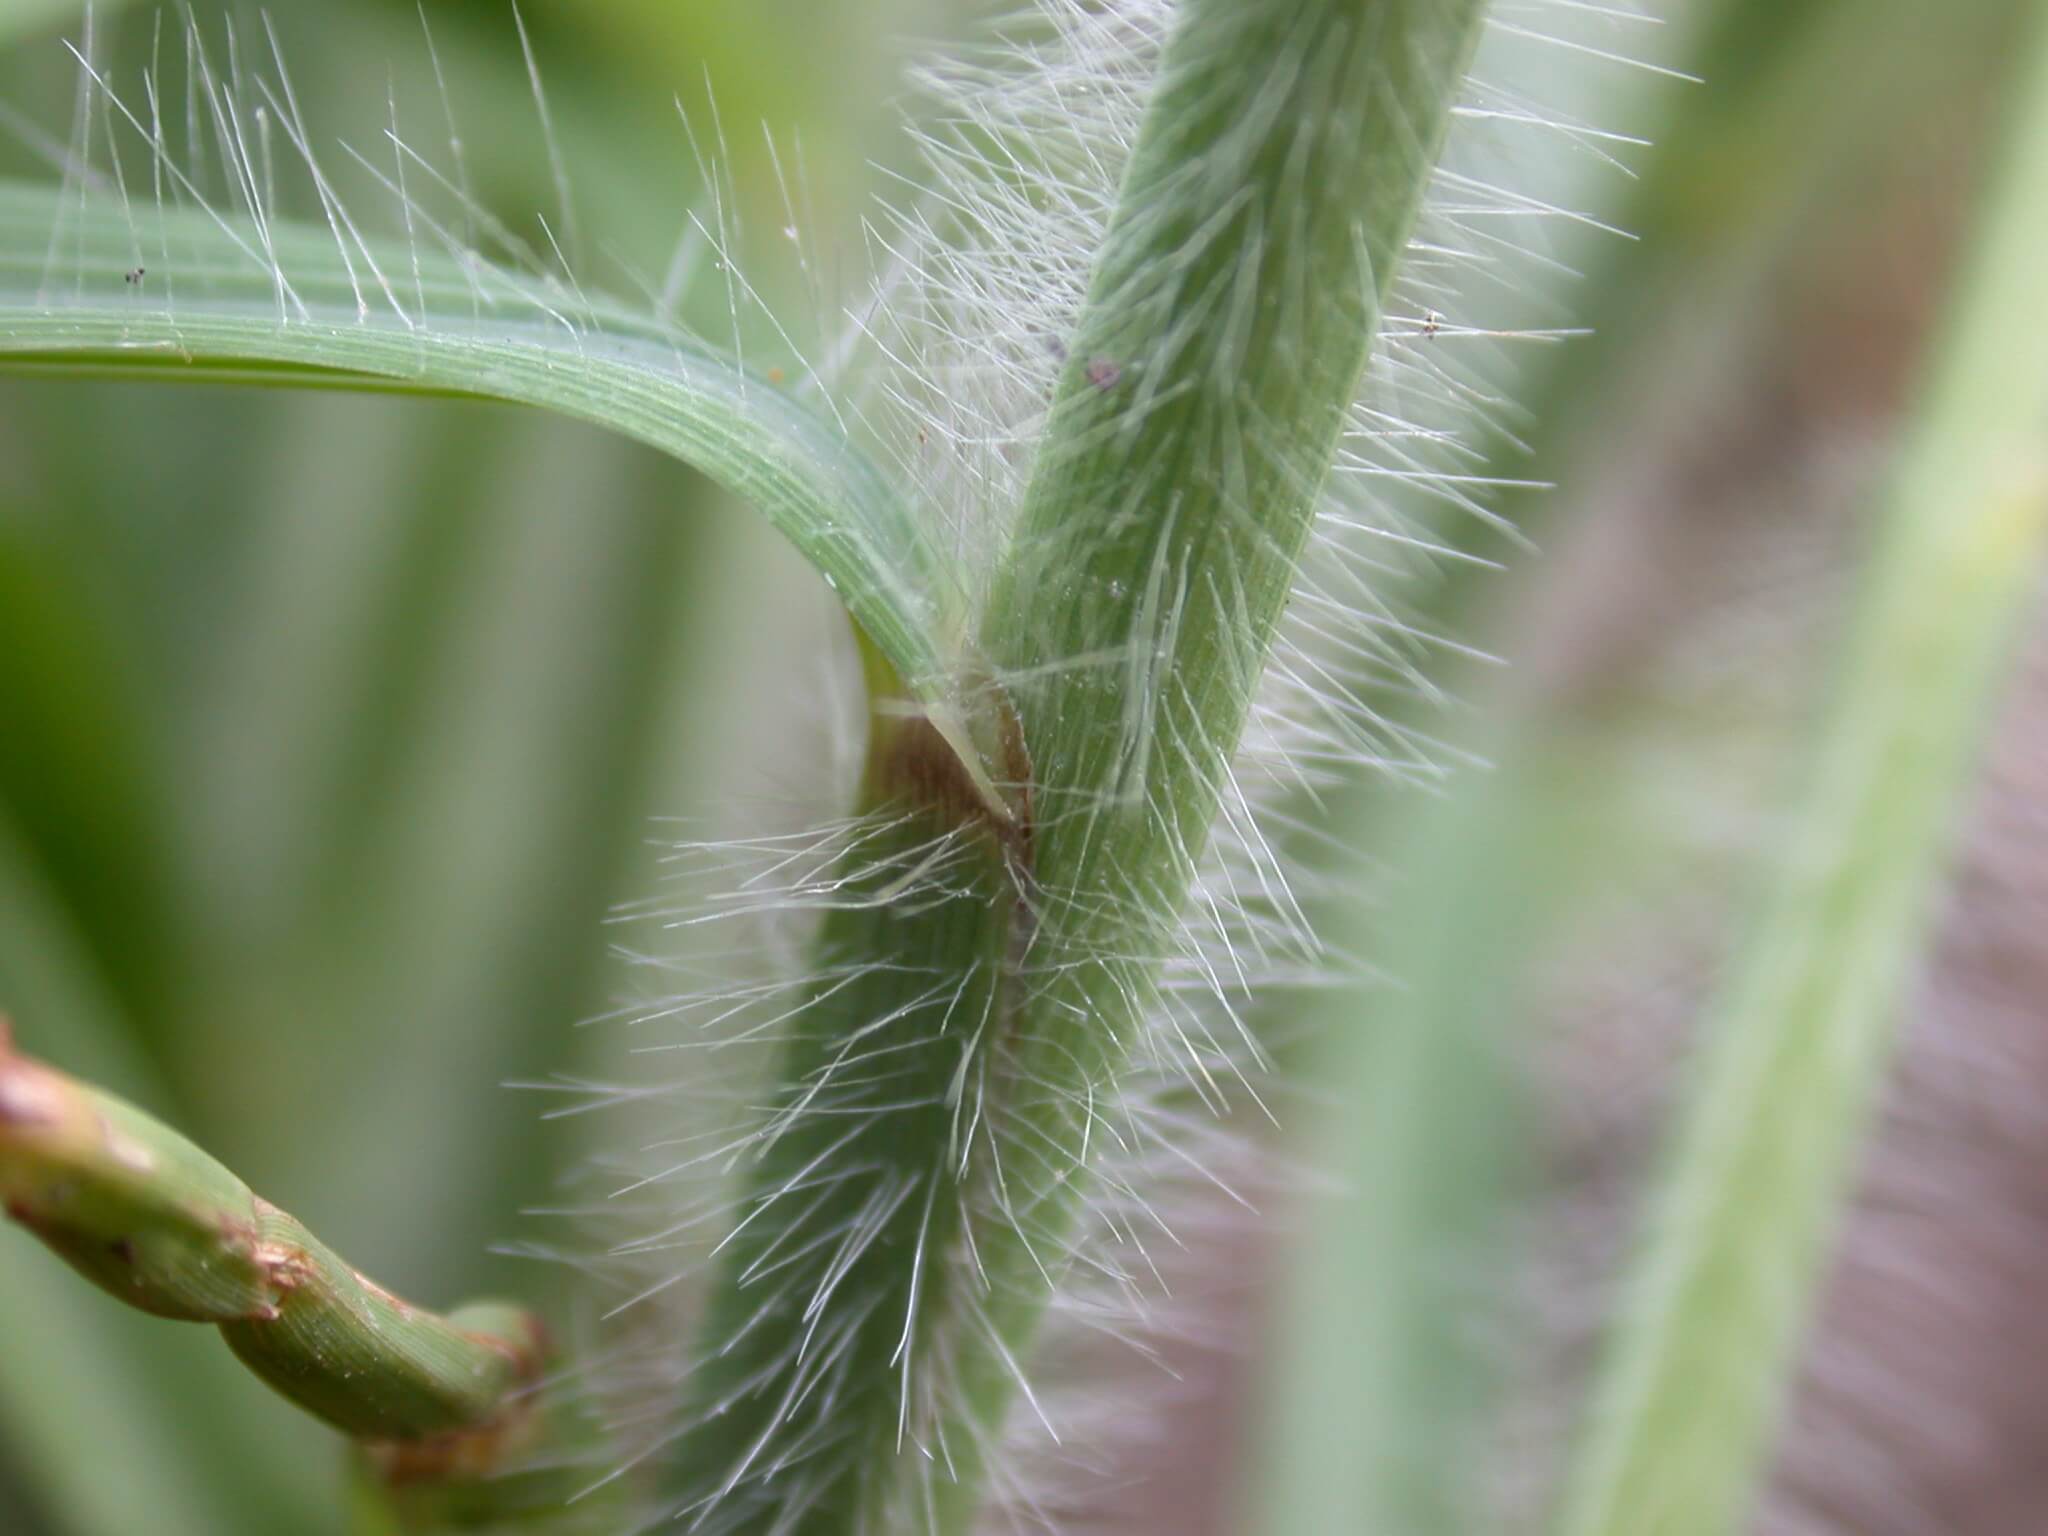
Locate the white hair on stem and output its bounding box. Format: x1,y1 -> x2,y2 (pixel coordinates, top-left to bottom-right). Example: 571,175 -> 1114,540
4,0 -> 1669,1529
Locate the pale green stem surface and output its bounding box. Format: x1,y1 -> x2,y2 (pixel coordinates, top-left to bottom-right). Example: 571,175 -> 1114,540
1250,3 -> 1870,1528
0,813 -> 318,1536
662,2 -> 1488,1532
0,1022 -> 556,1461
1255,726 -> 1643,1536
1558,17 -> 2048,1535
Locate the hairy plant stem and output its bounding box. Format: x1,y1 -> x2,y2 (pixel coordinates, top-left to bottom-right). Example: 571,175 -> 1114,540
1559,12 -> 2048,1533
664,2 -> 1489,1530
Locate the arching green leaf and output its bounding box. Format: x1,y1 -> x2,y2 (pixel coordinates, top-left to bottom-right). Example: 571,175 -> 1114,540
0,182 -> 960,708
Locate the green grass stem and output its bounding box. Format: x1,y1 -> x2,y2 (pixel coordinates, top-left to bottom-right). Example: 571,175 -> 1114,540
662,3 -> 1491,1530
0,1020 -> 574,1498
1557,14 -> 2048,1532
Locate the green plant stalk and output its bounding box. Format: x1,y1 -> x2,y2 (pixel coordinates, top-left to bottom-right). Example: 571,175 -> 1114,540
1557,15 -> 2048,1535
0,813 -> 323,1536
345,1397 -> 629,1536
964,0 -> 1484,1439
1256,724 -> 1642,1535
663,2 -> 1489,1531
1249,1 -> 1884,1525
0,1019 -> 554,1459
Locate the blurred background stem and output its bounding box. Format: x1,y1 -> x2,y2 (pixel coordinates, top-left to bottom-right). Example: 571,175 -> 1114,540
1558,10 -> 2048,1532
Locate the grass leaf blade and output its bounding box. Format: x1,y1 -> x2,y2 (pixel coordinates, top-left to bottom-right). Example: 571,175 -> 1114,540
0,180 -> 960,712
1559,15 -> 2048,1533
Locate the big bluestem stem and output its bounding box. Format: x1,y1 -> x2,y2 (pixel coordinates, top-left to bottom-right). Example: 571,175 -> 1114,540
663,3 -> 1490,1531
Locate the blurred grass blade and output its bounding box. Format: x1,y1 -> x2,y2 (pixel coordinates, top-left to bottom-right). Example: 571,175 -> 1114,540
1248,3 -> 1816,1517
1558,15 -> 2048,1535
1257,744 -> 1590,1535
0,0 -> 138,47
0,179 -> 960,715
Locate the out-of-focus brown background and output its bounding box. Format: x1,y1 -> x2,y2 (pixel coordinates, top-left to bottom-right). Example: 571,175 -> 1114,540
2,2 -> 2044,1533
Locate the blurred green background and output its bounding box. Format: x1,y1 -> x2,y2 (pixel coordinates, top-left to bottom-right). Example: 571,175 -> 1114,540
2,2 -> 2043,1534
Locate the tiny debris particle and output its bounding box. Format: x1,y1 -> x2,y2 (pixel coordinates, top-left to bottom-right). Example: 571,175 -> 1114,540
123,266 -> 146,286
1084,356 -> 1122,391
1421,309 -> 1445,338
103,1123 -> 157,1174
